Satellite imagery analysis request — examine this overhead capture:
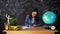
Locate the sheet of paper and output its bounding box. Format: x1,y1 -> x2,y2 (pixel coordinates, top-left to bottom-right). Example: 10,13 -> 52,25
21,26 -> 29,29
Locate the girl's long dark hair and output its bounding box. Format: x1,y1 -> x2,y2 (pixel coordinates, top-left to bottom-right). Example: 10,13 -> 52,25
29,8 -> 39,21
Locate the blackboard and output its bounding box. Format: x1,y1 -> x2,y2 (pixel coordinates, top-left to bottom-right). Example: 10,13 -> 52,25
0,0 -> 59,25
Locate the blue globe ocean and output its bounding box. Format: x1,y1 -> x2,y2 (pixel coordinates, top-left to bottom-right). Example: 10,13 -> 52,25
42,11 -> 56,24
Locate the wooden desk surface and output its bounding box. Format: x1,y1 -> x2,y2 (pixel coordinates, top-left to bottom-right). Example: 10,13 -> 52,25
3,27 -> 58,34
4,27 -> 58,32
3,30 -> 58,34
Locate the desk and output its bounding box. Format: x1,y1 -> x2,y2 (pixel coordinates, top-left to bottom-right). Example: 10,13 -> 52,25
3,28 -> 58,34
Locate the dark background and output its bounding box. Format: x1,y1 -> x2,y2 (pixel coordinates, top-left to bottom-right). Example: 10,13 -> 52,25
0,0 -> 60,25
0,0 -> 60,34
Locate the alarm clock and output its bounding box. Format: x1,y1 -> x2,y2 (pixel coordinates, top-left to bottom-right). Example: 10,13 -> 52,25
51,26 -> 55,30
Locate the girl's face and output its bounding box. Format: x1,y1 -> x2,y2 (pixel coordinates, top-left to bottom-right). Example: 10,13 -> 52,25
32,11 -> 37,17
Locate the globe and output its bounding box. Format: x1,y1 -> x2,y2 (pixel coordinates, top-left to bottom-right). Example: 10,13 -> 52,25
42,11 -> 56,24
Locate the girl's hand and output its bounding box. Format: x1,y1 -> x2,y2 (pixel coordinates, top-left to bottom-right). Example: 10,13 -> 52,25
33,24 -> 36,27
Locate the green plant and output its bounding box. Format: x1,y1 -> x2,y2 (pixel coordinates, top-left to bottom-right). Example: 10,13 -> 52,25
10,18 -> 17,26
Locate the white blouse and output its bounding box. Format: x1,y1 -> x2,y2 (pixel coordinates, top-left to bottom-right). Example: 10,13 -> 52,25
32,17 -> 35,24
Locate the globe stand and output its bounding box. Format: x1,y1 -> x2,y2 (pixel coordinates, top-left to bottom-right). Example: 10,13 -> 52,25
44,24 -> 52,30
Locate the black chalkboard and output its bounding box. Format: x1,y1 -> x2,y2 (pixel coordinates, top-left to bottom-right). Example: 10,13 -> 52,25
0,0 -> 59,25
